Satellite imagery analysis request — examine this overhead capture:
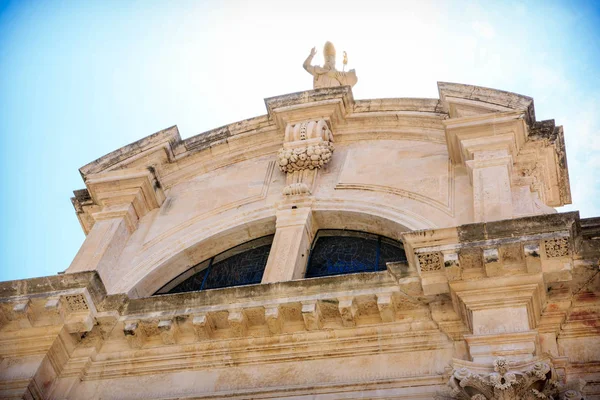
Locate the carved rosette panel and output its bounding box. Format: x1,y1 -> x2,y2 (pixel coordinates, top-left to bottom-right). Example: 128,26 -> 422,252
417,252 -> 443,272
63,294 -> 89,312
435,357 -> 585,400
277,119 -> 334,195
544,237 -> 570,258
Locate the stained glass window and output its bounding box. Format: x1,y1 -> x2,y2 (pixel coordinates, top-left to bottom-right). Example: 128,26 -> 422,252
305,230 -> 407,278
155,235 -> 273,295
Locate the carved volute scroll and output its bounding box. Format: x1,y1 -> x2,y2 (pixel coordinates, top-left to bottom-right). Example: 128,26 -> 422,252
436,357 -> 585,400
277,119 -> 334,195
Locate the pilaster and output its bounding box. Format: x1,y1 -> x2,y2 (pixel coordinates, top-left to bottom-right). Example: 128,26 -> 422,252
443,111 -> 557,222
262,203 -> 317,283
67,168 -> 164,292
262,88 -> 351,283
466,149 -> 514,222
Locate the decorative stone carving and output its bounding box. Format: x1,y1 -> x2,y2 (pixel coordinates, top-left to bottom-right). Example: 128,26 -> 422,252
544,237 -> 570,258
417,252 -> 443,272
436,357 -> 585,400
277,141 -> 333,173
303,41 -> 358,89
277,120 -> 334,173
62,294 -> 89,312
282,182 -> 311,196
277,119 -> 334,195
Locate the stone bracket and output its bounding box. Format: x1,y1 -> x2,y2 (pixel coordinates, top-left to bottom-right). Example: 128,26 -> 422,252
301,301 -> 323,330
338,297 -> 358,327
376,293 -> 397,323
265,306 -> 283,334
192,313 -> 215,340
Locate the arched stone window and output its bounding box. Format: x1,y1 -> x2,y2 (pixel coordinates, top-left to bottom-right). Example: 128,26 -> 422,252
155,235 -> 274,295
305,230 -> 407,278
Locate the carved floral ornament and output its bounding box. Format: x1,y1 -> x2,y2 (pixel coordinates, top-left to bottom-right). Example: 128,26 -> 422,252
436,357 -> 585,400
417,251 -> 443,272
277,120 -> 334,173
543,237 -> 570,258
277,119 -> 334,195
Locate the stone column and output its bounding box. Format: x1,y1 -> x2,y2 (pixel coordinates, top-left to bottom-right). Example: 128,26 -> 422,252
262,203 -> 316,283
67,169 -> 164,292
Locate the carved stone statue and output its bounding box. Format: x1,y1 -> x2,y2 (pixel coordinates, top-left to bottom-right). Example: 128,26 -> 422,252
303,41 -> 358,89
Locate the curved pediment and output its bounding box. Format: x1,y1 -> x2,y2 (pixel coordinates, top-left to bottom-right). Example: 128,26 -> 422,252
67,83 -> 571,296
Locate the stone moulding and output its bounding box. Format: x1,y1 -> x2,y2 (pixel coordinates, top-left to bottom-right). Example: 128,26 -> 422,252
435,357 -> 585,400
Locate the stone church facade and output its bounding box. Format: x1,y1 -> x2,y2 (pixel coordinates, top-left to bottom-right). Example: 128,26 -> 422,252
0,58 -> 599,398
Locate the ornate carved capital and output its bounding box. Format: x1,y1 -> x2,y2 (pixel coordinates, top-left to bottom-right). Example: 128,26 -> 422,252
436,357 -> 586,400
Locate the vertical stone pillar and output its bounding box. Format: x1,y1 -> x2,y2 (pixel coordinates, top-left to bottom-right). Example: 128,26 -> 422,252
262,204 -> 316,283
67,169 -> 164,292
466,149 -> 513,222
442,111 -> 549,223
263,89 -> 353,283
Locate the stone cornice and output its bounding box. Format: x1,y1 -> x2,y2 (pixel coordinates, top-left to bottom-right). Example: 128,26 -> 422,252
0,271 -> 105,302
437,81 -> 535,125
79,125 -> 182,176
442,111 -> 527,166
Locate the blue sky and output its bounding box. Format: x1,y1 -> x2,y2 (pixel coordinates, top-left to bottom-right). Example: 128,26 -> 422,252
0,0 -> 599,281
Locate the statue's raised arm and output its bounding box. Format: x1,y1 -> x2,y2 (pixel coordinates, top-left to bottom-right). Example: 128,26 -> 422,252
303,47 -> 318,75
303,41 -> 358,89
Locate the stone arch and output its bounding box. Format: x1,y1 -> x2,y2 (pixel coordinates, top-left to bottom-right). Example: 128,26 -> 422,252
123,211 -> 277,298
123,199 -> 435,298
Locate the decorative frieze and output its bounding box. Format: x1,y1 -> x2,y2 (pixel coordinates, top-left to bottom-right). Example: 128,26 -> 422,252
417,252 -> 443,272
62,294 -> 89,312
436,357 -> 585,400
60,293 -> 95,333
544,237 -> 570,258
